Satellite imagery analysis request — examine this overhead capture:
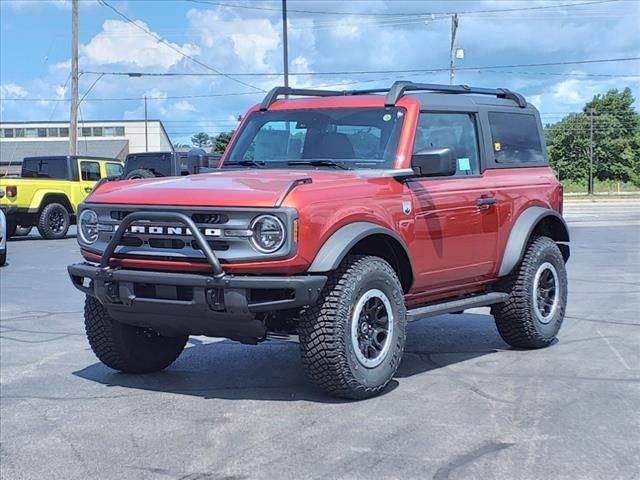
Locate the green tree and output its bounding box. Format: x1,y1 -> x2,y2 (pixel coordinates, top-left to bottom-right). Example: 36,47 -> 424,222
191,132 -> 211,148
545,88 -> 640,188
212,131 -> 234,154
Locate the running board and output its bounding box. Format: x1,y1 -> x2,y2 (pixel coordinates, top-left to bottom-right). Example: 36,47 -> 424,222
406,292 -> 509,322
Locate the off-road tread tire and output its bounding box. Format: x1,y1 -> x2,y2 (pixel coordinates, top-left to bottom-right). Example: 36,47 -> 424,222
37,202 -> 70,239
492,236 -> 567,349
125,169 -> 156,180
298,255 -> 406,400
84,295 -> 188,373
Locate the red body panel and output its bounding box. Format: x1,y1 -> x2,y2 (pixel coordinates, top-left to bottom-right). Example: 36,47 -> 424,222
83,94 -> 562,303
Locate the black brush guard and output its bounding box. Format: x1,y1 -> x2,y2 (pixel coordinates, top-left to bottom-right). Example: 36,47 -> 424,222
68,211 -> 326,341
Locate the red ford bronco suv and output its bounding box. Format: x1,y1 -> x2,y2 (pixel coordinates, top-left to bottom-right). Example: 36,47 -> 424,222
68,82 -> 569,399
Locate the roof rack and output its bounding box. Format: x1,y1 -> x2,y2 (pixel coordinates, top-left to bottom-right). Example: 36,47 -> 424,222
384,81 -> 527,108
259,82 -> 527,111
260,86 -> 388,111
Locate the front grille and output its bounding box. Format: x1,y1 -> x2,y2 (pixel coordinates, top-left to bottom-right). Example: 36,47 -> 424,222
191,240 -> 230,251
89,204 -> 295,264
191,213 -> 228,224
148,238 -> 186,250
111,210 -> 229,224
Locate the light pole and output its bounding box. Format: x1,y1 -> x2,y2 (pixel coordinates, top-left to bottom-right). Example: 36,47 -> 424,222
587,108 -> 596,195
449,14 -> 458,85
69,0 -> 79,155
282,0 -> 289,88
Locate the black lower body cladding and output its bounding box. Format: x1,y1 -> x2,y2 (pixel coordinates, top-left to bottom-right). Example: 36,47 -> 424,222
68,262 -> 326,342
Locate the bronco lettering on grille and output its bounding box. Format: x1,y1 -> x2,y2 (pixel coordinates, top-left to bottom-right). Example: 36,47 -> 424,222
127,225 -> 221,237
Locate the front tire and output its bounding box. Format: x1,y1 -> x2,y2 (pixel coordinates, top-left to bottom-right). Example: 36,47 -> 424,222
299,255 -> 407,399
37,202 -> 70,239
492,236 -> 568,348
84,296 -> 188,373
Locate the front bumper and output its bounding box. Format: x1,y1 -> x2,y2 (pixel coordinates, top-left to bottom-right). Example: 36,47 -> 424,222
68,210 -> 325,342
68,262 -> 326,340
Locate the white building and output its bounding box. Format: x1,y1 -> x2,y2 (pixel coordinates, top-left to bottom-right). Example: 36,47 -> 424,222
0,120 -> 172,175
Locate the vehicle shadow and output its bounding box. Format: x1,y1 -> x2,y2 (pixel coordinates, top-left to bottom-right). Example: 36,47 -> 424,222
74,312 -> 508,403
8,233 -> 77,242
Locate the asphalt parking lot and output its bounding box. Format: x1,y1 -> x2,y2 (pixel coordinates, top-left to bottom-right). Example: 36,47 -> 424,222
1,200 -> 638,480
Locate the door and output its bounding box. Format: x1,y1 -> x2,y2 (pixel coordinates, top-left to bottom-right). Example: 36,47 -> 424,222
78,159 -> 102,198
408,111 -> 499,291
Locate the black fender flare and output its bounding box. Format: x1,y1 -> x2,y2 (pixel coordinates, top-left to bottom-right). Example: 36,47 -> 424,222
308,222 -> 412,274
498,206 -> 570,277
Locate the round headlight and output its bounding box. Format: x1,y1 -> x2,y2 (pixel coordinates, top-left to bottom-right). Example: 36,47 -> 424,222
78,209 -> 99,244
250,215 -> 285,253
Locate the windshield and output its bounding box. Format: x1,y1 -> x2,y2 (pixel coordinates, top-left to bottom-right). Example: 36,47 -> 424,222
224,108 -> 405,169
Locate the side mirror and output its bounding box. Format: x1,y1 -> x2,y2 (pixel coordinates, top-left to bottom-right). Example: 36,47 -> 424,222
411,148 -> 457,177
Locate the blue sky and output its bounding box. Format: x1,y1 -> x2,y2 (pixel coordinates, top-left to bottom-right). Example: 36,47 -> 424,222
1,0 -> 639,145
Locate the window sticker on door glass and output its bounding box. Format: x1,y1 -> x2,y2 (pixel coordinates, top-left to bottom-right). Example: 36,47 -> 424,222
494,142 -> 502,151
458,158 -> 471,171
383,114 -> 392,122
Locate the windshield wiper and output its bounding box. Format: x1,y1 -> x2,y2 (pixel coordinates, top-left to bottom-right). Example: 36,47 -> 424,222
223,160 -> 266,168
287,160 -> 350,170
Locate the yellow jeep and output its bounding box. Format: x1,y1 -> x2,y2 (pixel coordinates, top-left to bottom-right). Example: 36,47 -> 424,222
0,155 -> 123,239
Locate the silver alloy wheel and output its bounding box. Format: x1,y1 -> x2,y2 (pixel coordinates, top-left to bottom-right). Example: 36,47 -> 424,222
532,262 -> 560,324
350,288 -> 394,368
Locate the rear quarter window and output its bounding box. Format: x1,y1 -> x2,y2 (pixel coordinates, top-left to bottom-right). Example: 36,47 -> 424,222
21,158 -> 68,179
488,112 -> 545,164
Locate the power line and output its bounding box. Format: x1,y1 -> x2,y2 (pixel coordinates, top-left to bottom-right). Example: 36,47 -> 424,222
97,0 -> 265,92
185,0 -> 620,17
80,56 -> 640,78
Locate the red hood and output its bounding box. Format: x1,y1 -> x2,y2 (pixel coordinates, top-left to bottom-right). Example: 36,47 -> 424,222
87,169 -> 360,207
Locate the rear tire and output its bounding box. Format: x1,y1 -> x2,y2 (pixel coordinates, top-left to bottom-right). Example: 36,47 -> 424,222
492,236 -> 568,348
298,255 -> 406,399
0,249 -> 6,266
84,296 -> 187,373
37,202 -> 70,239
125,169 -> 156,180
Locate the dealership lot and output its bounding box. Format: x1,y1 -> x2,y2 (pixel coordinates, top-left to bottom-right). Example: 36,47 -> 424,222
1,201 -> 638,480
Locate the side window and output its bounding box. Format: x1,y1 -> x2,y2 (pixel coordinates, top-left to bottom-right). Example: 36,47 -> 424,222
105,163 -> 123,178
414,112 -> 480,176
80,161 -> 101,181
488,112 -> 544,164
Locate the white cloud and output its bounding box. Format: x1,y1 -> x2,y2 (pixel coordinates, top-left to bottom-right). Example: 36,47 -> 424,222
187,10 -> 280,71
332,20 -> 360,39
551,79 -> 592,105
173,100 -> 196,112
55,85 -> 67,99
82,20 -> 200,69
529,94 -> 542,110
49,59 -> 71,73
0,83 -> 29,98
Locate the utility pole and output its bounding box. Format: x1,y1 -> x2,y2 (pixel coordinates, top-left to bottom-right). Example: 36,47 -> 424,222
144,96 -> 148,152
69,0 -> 79,155
449,14 -> 458,85
587,108 -> 595,195
282,0 -> 289,88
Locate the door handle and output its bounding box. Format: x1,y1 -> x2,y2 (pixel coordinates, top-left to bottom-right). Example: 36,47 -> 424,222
476,196 -> 496,206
